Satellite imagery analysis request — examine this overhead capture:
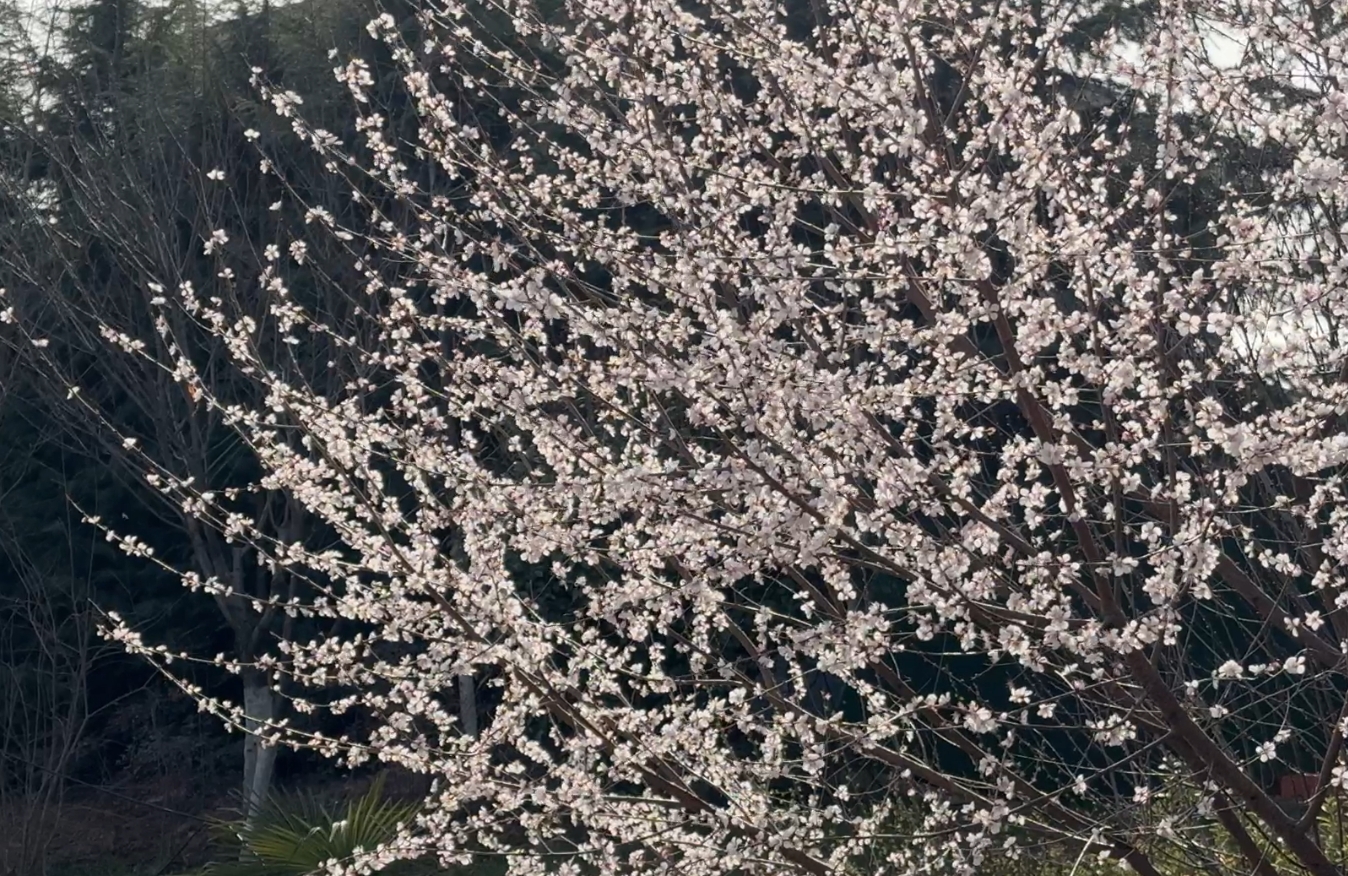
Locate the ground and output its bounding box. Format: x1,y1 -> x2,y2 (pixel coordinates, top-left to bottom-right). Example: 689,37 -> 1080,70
2,768 -> 432,876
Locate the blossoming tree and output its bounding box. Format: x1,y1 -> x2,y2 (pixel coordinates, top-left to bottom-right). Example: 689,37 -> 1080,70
54,0 -> 1348,872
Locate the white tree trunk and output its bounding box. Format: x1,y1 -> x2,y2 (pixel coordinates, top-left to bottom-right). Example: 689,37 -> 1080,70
241,677 -> 278,826
458,673 -> 478,737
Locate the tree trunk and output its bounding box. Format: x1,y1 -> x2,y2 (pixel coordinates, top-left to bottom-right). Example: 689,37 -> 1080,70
241,672 -> 278,827
458,673 -> 478,737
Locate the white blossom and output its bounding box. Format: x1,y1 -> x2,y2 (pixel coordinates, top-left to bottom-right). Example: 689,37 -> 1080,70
203,228 -> 229,255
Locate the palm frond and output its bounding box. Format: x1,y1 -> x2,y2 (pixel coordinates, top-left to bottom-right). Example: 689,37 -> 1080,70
205,773 -> 422,876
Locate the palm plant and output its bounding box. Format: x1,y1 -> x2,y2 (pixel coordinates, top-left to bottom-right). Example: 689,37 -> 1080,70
205,773 -> 426,876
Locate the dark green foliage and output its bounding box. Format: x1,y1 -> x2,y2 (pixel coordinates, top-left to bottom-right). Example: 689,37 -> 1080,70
206,774 -> 426,876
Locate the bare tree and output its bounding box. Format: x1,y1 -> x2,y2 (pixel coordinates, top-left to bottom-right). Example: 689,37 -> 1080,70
0,471 -> 113,876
